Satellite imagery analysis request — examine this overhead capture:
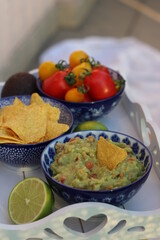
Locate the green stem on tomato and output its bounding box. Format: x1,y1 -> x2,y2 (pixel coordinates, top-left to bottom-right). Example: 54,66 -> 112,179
80,57 -> 101,68
64,72 -> 76,86
79,68 -> 91,80
114,79 -> 125,92
56,60 -> 68,70
78,84 -> 89,94
89,57 -> 101,68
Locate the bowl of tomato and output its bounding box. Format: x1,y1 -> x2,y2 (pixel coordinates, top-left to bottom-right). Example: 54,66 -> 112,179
35,50 -> 125,123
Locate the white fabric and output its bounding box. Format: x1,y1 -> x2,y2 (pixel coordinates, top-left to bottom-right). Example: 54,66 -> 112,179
39,36 -> 160,126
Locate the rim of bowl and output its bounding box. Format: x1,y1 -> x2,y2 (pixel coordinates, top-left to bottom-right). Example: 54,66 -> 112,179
41,130 -> 153,194
0,95 -> 74,147
34,69 -> 125,105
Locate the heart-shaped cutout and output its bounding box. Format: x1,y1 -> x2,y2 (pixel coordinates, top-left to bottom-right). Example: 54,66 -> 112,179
63,214 -> 107,237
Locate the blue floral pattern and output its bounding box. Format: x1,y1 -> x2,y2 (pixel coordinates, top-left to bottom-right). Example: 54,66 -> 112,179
139,148 -> 145,160
132,142 -> 139,155
41,130 -> 152,206
111,134 -> 120,142
122,138 -> 131,145
0,95 -> 73,167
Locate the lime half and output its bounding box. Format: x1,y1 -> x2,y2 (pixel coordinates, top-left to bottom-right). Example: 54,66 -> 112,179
8,177 -> 54,224
73,121 -> 108,132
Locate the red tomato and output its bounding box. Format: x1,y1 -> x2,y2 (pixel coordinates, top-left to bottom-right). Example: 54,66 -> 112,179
60,176 -> 66,184
93,65 -> 110,75
83,92 -> 92,102
42,71 -> 71,99
85,161 -> 93,169
84,69 -> 116,101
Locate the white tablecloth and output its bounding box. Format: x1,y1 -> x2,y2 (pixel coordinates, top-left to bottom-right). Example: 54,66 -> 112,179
39,37 -> 160,127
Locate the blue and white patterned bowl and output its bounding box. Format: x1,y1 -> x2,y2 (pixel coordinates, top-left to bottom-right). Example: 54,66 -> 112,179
36,68 -> 125,124
0,95 -> 73,168
41,130 -> 152,206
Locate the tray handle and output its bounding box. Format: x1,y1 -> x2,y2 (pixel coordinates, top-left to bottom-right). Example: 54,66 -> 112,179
122,93 -> 160,180
1,202 -> 160,240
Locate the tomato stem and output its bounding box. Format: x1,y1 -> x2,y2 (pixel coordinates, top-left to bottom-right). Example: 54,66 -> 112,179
89,57 -> 101,67
56,60 -> 68,70
64,72 -> 76,86
80,57 -> 90,64
80,57 -> 100,68
78,84 -> 89,94
114,79 -> 125,92
79,68 -> 91,80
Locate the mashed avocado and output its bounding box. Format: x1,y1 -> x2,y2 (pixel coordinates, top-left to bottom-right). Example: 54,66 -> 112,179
50,136 -> 144,190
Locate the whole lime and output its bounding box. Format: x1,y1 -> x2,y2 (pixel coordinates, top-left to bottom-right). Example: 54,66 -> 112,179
73,121 -> 108,132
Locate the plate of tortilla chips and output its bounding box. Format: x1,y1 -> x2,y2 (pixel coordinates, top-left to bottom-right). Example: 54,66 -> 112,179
0,93 -> 73,167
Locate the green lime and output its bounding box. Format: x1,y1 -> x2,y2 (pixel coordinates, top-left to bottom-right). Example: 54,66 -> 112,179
8,177 -> 55,224
73,121 -> 108,132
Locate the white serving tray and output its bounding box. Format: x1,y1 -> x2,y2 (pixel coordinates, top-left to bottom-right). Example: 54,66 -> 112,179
0,82 -> 160,240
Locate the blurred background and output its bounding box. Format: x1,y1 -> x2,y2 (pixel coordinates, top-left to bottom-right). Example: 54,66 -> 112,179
0,0 -> 160,82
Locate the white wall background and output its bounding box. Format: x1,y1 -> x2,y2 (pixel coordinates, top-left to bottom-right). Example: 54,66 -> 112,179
0,0 -> 96,82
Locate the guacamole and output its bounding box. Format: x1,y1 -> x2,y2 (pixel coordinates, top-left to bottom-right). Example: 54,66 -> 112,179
50,136 -> 144,190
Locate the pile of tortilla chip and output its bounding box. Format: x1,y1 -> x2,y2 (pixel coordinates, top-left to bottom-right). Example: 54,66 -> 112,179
97,136 -> 127,170
0,93 -> 69,144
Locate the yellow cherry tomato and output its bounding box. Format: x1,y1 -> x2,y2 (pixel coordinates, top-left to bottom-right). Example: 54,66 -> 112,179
39,61 -> 58,81
65,88 -> 84,102
72,62 -> 92,87
69,50 -> 89,68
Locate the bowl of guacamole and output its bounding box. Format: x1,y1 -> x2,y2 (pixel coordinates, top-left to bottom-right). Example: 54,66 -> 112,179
41,130 -> 152,206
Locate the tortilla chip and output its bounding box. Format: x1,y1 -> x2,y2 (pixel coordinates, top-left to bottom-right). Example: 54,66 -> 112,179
0,139 -> 24,144
43,103 -> 60,122
0,115 -> 3,126
44,121 -> 69,141
0,93 -> 69,144
0,127 -> 24,144
31,93 -> 60,121
30,92 -> 45,105
97,136 -> 127,170
2,104 -> 47,143
1,105 -> 22,125
13,97 -> 26,108
0,126 -> 19,138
